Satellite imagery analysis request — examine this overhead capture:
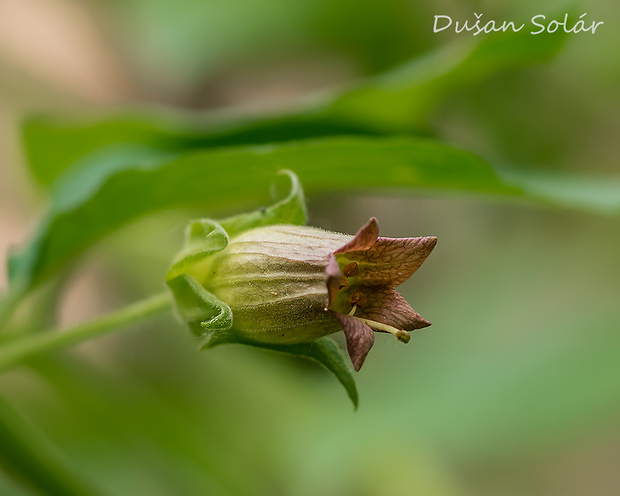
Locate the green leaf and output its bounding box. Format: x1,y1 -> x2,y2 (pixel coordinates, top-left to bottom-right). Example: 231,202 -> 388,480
22,28 -> 567,185
21,112 -> 380,187
496,165 -> 620,214
322,28 -> 567,132
166,274 -> 232,338
1,137 -> 493,294
0,394 -> 106,496
204,334 -> 358,408
9,136 -> 620,301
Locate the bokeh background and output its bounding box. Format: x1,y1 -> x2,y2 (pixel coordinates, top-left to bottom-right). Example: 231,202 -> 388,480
1,0 -> 620,495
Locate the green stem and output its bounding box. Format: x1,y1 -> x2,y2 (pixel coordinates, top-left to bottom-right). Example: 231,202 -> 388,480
0,282 -> 28,332
0,291 -> 172,374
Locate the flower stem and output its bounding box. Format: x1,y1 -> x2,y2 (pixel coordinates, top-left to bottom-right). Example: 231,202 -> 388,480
0,281 -> 28,332
0,291 -> 172,374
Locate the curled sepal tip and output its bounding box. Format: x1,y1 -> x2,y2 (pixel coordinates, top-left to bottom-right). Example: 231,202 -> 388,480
219,169 -> 307,237
166,220 -> 230,282
166,274 -> 232,338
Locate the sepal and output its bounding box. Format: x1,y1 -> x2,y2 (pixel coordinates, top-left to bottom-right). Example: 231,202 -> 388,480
166,273 -> 232,338
166,220 -> 229,281
219,170 -> 307,237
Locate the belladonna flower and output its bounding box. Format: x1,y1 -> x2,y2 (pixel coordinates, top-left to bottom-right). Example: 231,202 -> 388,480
198,217 -> 437,371
165,173 -> 437,405
325,218 -> 436,370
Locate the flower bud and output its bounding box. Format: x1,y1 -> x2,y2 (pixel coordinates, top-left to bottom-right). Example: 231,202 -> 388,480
201,224 -> 348,344
165,173 -> 436,372
186,217 -> 436,371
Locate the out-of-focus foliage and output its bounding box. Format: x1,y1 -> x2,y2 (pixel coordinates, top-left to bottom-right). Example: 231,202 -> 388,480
9,137 -> 519,296
23,26 -> 566,185
107,0 -> 434,93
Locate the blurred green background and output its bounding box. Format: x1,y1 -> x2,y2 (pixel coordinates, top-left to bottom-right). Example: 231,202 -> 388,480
1,0 -> 619,495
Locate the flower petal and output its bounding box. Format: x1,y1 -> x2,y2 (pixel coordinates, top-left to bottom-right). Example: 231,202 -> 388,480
334,217 -> 379,254
356,287 -> 431,331
332,311 -> 375,371
345,236 -> 437,286
325,253 -> 342,309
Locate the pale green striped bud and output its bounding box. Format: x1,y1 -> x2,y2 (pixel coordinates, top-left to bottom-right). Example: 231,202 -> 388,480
202,224 -> 349,344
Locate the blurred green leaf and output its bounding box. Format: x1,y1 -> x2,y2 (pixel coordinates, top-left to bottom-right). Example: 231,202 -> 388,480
22,28 -> 566,185
9,136 -> 620,304
0,395 -> 105,496
22,356 -> 277,496
497,166 -> 620,214
7,137 -> 510,295
114,0 -> 431,82
321,28 -> 567,132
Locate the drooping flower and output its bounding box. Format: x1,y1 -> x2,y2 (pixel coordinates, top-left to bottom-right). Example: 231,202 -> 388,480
195,217 -> 436,371
165,172 -> 437,406
324,218 -> 436,370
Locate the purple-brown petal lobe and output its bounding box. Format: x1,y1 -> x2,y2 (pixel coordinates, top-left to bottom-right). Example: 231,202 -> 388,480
334,217 -> 379,254
356,287 -> 431,332
332,311 -> 375,371
345,236 -> 437,287
325,253 -> 342,310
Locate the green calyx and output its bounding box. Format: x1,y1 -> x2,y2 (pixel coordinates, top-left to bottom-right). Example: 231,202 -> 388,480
164,171 -> 358,407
